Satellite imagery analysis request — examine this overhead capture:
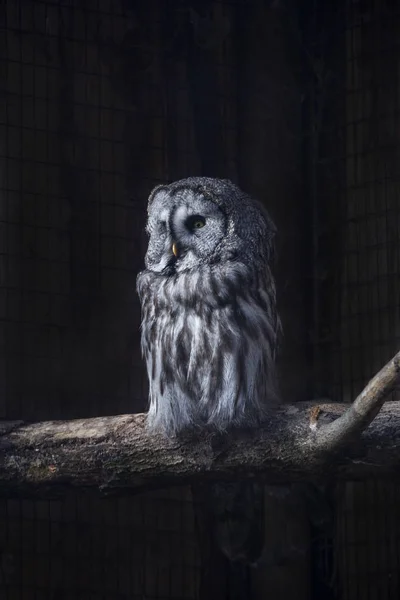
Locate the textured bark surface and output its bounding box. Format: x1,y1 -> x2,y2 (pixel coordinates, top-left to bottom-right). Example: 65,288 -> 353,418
0,400 -> 400,499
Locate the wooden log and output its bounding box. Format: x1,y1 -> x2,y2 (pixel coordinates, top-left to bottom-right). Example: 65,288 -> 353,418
0,349 -> 397,498
0,399 -> 400,499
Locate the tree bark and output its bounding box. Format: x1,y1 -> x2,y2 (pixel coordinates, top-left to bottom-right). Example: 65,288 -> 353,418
0,399 -> 400,499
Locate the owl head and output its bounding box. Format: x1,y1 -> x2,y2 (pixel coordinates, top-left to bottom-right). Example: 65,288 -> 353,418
144,177 -> 276,275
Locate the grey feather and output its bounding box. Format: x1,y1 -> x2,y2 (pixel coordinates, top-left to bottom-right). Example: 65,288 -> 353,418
137,176 -> 281,563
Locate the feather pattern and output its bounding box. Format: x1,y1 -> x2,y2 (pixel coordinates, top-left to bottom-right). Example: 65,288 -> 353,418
137,177 -> 281,564
137,261 -> 280,435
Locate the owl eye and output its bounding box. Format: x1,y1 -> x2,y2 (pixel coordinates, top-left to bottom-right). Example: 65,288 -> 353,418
186,215 -> 206,230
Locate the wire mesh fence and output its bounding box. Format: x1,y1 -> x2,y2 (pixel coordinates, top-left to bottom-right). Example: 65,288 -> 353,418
0,0 -> 244,598
309,0 -> 400,405
0,0 -> 400,598
307,0 -> 400,598
0,488 -> 201,599
0,1 -> 217,598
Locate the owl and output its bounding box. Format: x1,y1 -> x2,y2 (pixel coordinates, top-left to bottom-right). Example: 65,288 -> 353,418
137,176 -> 281,564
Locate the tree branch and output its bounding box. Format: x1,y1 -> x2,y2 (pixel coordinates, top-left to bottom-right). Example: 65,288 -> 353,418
314,349 -> 400,452
0,351 -> 397,499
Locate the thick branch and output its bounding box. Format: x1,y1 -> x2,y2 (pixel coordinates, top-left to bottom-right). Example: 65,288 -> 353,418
315,350 -> 400,452
1,399 -> 400,498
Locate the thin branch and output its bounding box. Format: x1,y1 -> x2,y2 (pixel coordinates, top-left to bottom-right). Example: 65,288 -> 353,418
315,350 -> 400,452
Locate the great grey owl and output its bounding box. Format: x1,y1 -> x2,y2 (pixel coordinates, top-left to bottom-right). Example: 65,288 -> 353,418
137,176 -> 281,565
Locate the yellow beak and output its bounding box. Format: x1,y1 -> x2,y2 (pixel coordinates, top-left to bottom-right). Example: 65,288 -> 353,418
172,243 -> 178,257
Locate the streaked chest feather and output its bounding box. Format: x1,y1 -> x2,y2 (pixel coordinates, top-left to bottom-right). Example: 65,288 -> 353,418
137,264 -> 279,434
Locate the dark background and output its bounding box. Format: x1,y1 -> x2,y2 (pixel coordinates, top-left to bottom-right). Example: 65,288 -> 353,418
0,0 -> 399,598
